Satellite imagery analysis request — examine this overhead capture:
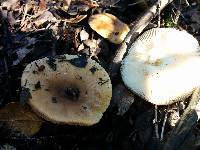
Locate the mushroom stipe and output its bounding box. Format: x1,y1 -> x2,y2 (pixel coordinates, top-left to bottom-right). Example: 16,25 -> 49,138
21,54 -> 112,125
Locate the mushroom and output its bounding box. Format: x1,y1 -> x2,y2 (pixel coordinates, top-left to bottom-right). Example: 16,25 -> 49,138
121,28 -> 200,105
88,13 -> 130,44
21,54 -> 112,125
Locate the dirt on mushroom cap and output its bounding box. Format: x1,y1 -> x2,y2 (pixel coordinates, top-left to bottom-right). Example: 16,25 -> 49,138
21,54 -> 112,125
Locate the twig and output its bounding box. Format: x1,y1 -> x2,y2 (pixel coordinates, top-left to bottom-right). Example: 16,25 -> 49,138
160,111 -> 168,141
157,0 -> 161,27
3,54 -> 8,73
181,0 -> 190,6
155,105 -> 160,139
163,88 -> 200,150
20,4 -> 28,27
128,0 -> 147,6
1,19 -> 12,99
1,134 -> 76,141
109,0 -> 175,78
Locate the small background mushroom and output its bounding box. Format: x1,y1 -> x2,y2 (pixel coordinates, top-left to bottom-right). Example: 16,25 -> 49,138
88,13 -> 130,44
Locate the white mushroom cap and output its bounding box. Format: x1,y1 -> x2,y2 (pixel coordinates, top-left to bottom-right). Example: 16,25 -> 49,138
121,28 -> 200,105
21,54 -> 112,125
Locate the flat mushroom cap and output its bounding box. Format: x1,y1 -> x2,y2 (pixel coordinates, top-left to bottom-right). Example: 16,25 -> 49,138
21,54 -> 112,125
88,13 -> 130,44
121,28 -> 200,105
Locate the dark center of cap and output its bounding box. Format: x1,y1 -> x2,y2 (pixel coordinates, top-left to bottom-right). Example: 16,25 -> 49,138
63,87 -> 80,101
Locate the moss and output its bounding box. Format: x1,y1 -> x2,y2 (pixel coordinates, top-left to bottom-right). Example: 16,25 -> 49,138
164,17 -> 176,28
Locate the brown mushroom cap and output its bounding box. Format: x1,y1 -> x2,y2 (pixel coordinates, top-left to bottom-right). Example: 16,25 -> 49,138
88,13 -> 130,44
21,54 -> 112,125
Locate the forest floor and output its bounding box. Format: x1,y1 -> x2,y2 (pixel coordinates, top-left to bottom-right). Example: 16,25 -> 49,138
0,0 -> 200,150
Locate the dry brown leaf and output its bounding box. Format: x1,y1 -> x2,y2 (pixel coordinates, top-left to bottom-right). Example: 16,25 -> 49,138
65,15 -> 87,24
13,37 -> 37,65
67,0 -> 98,15
0,102 -> 43,137
1,0 -> 20,10
88,13 -> 130,44
63,0 -> 72,11
39,0 -> 46,11
83,39 -> 102,57
79,0 -> 99,8
34,11 -> 56,27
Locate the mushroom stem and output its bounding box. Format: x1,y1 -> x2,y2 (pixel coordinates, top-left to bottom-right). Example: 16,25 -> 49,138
109,0 -> 175,77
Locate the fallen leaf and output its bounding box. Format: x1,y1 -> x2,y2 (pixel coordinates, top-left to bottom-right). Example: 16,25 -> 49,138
0,102 -> 43,137
83,39 -> 97,48
189,10 -> 200,24
78,0 -> 99,8
97,0 -> 120,7
13,37 -> 37,65
0,144 -> 17,150
79,29 -> 89,41
83,38 -> 109,57
67,0 -> 96,15
88,13 -> 130,44
83,39 -> 100,57
39,0 -> 46,11
65,14 -> 87,24
63,0 -> 72,11
1,0 -> 19,10
77,43 -> 85,51
168,110 -> 180,127
34,11 -> 57,27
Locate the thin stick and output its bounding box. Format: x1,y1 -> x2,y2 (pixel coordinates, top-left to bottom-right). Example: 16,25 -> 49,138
160,111 -> 168,141
157,0 -> 161,27
155,105 -> 160,139
181,0 -> 190,6
109,0 -> 175,78
20,4 -> 28,26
